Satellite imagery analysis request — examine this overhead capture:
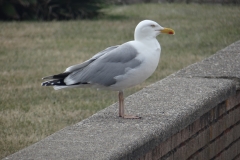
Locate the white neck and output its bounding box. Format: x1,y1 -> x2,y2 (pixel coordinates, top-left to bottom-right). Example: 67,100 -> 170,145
135,37 -> 160,50
134,33 -> 156,42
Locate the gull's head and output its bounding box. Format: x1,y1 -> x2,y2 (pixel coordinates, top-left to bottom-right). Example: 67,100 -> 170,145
134,20 -> 175,41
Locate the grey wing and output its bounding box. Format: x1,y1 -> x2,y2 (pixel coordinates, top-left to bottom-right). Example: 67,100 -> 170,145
65,45 -> 119,72
64,43 -> 142,86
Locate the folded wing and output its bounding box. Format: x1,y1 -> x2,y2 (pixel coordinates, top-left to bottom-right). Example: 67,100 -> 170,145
42,42 -> 142,89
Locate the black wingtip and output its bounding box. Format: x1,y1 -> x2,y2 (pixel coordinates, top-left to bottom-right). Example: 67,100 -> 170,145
41,82 -> 47,86
41,79 -> 66,86
41,81 -> 52,86
42,72 -> 71,80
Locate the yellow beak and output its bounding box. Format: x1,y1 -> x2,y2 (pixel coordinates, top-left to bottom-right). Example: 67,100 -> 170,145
160,28 -> 175,35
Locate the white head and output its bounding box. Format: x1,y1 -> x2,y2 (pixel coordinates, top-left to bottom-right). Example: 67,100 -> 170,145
134,20 -> 175,41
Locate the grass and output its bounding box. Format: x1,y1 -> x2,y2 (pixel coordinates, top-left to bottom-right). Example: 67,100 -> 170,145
0,3 -> 240,159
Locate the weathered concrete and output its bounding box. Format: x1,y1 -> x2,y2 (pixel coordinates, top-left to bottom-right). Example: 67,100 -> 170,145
171,40 -> 240,89
4,41 -> 240,160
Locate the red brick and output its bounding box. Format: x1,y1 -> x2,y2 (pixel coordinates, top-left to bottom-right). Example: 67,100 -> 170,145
165,153 -> 174,160
185,139 -> 198,158
151,146 -> 159,160
209,120 -> 222,141
233,105 -> 240,125
148,137 -> 173,160
151,144 -> 161,160
226,91 -> 240,110
210,106 -> 239,141
139,94 -> 240,160
189,118 -> 202,136
214,138 -> 240,160
233,123 -> 240,140
191,146 -> 210,160
171,131 -> 182,151
173,145 -> 185,159
208,124 -> 239,159
159,137 -> 172,157
198,128 -> 210,148
181,126 -> 191,144
217,102 -> 227,118
226,111 -> 234,129
144,151 -> 153,160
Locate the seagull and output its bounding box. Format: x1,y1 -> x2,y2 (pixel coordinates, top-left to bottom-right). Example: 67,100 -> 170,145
41,20 -> 175,119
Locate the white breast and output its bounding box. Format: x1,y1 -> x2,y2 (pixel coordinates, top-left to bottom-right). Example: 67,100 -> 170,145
110,40 -> 161,91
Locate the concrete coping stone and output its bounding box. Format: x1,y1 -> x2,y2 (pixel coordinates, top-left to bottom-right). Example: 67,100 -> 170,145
4,40 -> 240,160
171,40 -> 240,89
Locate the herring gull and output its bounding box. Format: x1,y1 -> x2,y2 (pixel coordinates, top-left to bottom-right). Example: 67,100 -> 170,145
41,20 -> 175,119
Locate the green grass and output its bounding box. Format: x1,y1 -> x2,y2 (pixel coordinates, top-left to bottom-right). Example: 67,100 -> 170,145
0,3 -> 240,159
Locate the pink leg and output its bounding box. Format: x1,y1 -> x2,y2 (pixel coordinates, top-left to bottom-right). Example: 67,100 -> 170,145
118,91 -> 140,119
118,91 -> 124,117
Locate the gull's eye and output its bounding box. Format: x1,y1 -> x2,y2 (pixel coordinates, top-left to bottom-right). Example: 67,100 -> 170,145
150,24 -> 156,28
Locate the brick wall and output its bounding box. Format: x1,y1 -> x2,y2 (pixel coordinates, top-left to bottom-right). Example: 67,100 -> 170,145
140,91 -> 240,160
